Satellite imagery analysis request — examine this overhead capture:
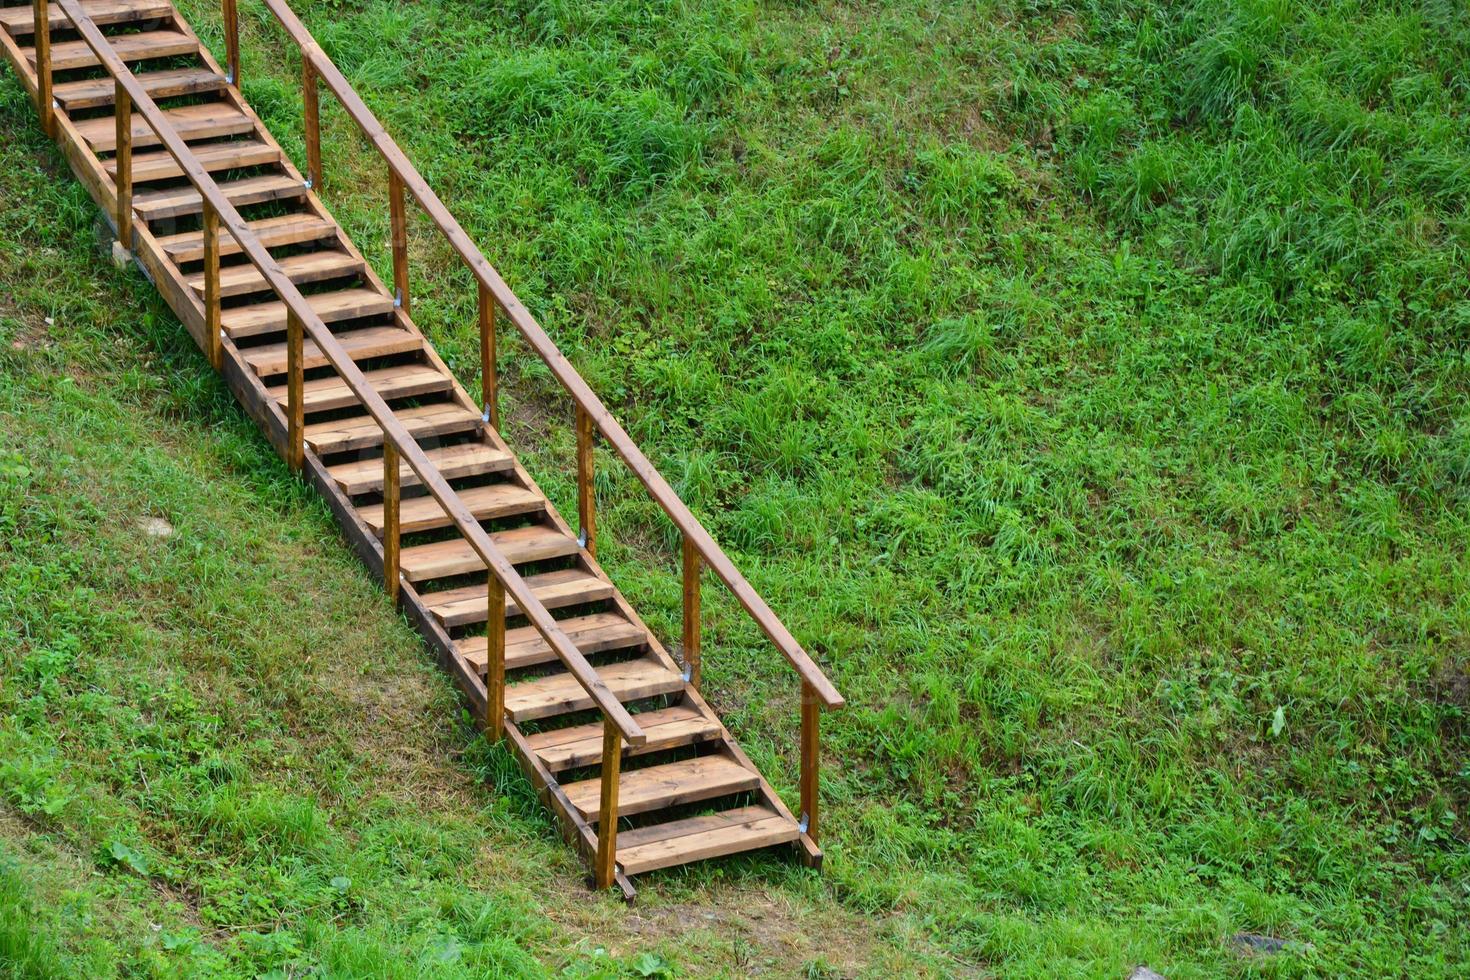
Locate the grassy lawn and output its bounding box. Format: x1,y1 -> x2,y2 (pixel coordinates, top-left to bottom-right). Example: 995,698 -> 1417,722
3,0 -> 1468,976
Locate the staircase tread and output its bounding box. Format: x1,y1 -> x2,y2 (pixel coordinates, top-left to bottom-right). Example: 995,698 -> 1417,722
357,474 -> 540,533
615,806 -> 798,875
458,611 -> 645,673
56,67 -> 225,111
563,753 -> 760,823
188,249 -> 362,298
399,522 -> 575,582
528,704 -> 722,772
504,656 -> 684,722
420,566 -> 608,627
2,0 -> 174,34
308,402 -> 483,458
25,29 -> 195,71
266,363 -> 452,413
222,286 -> 392,339
75,101 -> 252,153
135,173 -> 305,220
328,440 -> 513,496
158,212 -> 332,263
243,323 -> 420,377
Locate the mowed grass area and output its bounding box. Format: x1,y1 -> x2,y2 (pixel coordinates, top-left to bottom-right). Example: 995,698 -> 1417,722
3,0 -> 1468,975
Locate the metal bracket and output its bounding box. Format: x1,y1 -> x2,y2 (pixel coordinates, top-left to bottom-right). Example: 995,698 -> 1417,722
481,406 -> 491,423
393,288 -> 403,309
577,528 -> 588,548
226,70 -> 234,85
681,665 -> 692,683
798,813 -> 810,834
303,177 -> 313,190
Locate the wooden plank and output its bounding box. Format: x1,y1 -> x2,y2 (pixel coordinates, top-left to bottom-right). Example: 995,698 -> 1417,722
158,212 -> 332,263
617,807 -> 798,876
398,523 -> 574,581
76,101 -> 253,153
306,402 -> 483,457
265,363 -> 451,414
222,286 -> 391,339
594,719 -> 621,889
356,476 -> 540,534
2,0 -> 174,34
458,612 -> 645,673
527,705 -> 721,772
562,754 -> 760,823
26,30 -> 197,71
399,525 -> 576,578
421,567 -> 607,628
505,657 -> 683,723
135,173 -> 305,221
244,324 -> 420,377
189,250 -> 363,299
56,67 -> 225,111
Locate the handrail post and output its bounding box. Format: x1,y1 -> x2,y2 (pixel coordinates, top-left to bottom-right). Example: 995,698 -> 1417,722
382,440 -> 400,602
388,170 -> 409,315
302,56 -> 321,190
682,535 -> 701,689
576,405 -> 596,557
478,281 -> 498,429
286,308 -> 304,471
112,81 -> 132,258
221,0 -> 239,86
203,203 -> 222,369
485,573 -> 505,742
32,0 -> 53,138
800,681 -> 820,855
594,716 -> 621,889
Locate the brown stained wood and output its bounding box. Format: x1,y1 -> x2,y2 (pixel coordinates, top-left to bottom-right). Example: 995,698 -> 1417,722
682,534 -> 701,689
134,173 -> 306,221
75,101 -> 253,153
202,203 -> 221,369
113,81 -> 132,251
576,404 -> 595,558
187,250 -> 362,299
485,574 -> 505,741
244,324 -> 419,378
457,612 -> 644,674
28,30 -> 195,71
504,658 -> 683,723
422,567 -> 609,629
564,754 -> 760,824
329,442 -> 513,497
801,680 -> 819,848
265,363 -> 451,414
285,308 -> 303,471
382,440 -> 400,602
306,402 -> 482,458
58,67 -> 225,111
30,0 -> 53,138
302,57 -> 321,190
479,281 -> 497,428
357,477 -> 539,534
594,718 -> 621,889
221,286 -> 392,339
221,0 -> 238,85
388,169 -> 409,315
616,806 -> 798,876
528,705 -> 721,773
2,0 -> 173,34
158,212 -> 332,263
397,523 -> 575,582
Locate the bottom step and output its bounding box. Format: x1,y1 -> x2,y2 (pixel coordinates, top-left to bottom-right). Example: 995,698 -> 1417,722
564,753 -> 759,822
615,805 -> 800,876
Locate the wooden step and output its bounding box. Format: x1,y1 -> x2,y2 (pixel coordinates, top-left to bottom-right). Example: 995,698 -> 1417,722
615,805 -> 799,876
243,324 -> 421,377
328,441 -> 513,496
563,754 -> 760,823
222,286 -> 392,339
527,705 -> 722,773
420,567 -> 608,628
266,363 -> 452,414
75,101 -> 253,154
504,657 -> 685,723
399,523 -> 574,582
190,250 -> 364,299
158,212 -> 333,263
357,476 -> 541,534
56,67 -> 225,111
26,29 -> 196,71
135,173 -> 305,221
2,0 -> 174,34
307,402 -> 483,458
112,138 -> 281,186
459,611 -> 645,673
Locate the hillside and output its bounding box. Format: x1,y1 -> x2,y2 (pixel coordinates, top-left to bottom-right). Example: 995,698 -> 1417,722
2,0 -> 1467,976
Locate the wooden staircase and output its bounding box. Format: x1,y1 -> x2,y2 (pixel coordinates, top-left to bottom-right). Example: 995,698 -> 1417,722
1,0 -> 843,898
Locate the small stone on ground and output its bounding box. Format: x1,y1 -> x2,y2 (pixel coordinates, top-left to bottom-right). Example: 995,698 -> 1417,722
139,516 -> 174,538
1130,968 -> 1166,980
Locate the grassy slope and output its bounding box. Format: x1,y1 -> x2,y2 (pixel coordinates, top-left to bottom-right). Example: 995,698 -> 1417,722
3,0 -> 1469,975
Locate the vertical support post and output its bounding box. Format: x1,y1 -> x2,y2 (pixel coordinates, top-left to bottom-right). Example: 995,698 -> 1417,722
382,440 -> 400,602
222,0 -> 239,87
576,405 -> 596,557
478,281 -> 498,429
594,716 -> 621,889
286,309 -> 304,472
800,681 -> 820,850
485,573 -> 505,742
388,170 -> 410,316
682,534 -> 701,689
113,82 -> 132,255
32,0 -> 53,138
302,56 -> 322,190
203,203 -> 222,370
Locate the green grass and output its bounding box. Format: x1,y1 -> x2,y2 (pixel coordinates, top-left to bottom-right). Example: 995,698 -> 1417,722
3,0 -> 1469,975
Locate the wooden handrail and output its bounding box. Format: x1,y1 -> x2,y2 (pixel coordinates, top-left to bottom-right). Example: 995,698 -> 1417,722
256,0 -> 843,711
51,0 -> 647,747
